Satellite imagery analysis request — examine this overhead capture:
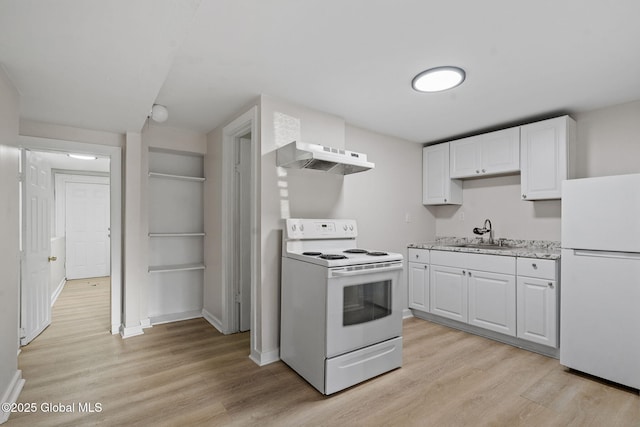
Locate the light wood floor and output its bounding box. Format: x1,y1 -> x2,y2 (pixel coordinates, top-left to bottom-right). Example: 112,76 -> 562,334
7,278 -> 640,426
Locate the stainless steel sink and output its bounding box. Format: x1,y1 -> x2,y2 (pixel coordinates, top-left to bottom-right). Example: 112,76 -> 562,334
450,243 -> 515,250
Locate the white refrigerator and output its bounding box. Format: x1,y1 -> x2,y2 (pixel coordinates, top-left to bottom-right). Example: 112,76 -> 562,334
561,173 -> 640,389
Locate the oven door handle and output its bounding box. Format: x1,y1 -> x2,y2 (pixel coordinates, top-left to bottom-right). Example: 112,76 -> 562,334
331,263 -> 403,277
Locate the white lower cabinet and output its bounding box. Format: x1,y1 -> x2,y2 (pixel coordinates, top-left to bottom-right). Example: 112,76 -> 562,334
516,258 -> 559,347
408,262 -> 429,311
411,250 -> 560,354
468,270 -> 516,336
430,264 -> 467,322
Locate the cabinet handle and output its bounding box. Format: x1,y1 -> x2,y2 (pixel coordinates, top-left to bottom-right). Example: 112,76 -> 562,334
548,282 -> 554,288
415,254 -> 419,259
532,263 -> 537,269
522,194 -> 527,199
476,170 -> 480,174
424,265 -> 428,270
444,198 -> 447,203
482,169 -> 486,173
462,270 -> 466,275
468,271 -> 472,276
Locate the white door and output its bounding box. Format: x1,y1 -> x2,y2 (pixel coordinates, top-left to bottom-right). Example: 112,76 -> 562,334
21,150 -> 52,345
449,135 -> 480,178
430,264 -> 467,322
65,182 -> 110,279
468,270 -> 516,336
408,262 -> 429,311
517,276 -> 557,346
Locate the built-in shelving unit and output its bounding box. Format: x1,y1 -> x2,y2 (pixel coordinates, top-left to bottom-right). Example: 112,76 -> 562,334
148,148 -> 205,325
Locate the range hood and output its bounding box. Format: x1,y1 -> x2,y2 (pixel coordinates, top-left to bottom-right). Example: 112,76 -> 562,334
276,141 -> 374,175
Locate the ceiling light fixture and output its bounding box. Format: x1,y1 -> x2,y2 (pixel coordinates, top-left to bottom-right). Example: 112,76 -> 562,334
150,104 -> 169,123
68,153 -> 98,160
412,66 -> 466,92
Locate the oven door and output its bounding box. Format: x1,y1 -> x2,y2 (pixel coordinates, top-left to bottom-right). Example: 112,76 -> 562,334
325,261 -> 403,358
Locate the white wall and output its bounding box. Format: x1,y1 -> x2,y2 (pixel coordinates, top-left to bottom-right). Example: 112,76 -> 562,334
573,100 -> 640,178
0,65 -> 23,423
260,95 -> 347,358
432,100 -> 640,242
203,125 -> 224,327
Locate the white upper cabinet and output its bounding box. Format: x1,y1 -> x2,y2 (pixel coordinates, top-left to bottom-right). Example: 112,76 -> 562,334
423,143 -> 462,205
450,128 -> 520,178
520,115 -> 576,200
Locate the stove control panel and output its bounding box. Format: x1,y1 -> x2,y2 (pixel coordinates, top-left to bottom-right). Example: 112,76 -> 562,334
286,218 -> 357,240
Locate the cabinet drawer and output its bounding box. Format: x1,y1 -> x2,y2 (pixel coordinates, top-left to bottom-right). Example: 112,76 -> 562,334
430,250 -> 467,268
517,258 -> 557,280
408,248 -> 429,264
467,253 -> 515,275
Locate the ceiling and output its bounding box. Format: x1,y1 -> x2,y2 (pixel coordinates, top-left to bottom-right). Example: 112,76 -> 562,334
1,0 -> 639,143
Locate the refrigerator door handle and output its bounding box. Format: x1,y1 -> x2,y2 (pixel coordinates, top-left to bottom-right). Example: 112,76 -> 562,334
574,249 -> 640,261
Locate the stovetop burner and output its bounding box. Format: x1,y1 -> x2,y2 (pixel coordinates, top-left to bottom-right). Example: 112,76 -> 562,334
343,249 -> 368,254
319,254 -> 349,260
302,251 -> 323,256
367,251 -> 388,256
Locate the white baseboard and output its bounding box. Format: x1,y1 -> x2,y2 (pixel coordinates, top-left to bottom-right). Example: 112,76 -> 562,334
51,278 -> 66,307
119,324 -> 144,339
402,308 -> 414,319
149,310 -> 202,326
111,323 -> 120,335
202,309 -> 224,333
0,370 -> 25,424
249,348 -> 280,366
139,318 -> 152,329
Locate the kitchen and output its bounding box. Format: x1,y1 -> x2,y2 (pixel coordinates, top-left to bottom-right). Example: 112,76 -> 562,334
1,1 -> 640,425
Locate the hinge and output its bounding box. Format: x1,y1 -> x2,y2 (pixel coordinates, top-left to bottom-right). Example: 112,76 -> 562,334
17,172 -> 25,182
234,293 -> 241,303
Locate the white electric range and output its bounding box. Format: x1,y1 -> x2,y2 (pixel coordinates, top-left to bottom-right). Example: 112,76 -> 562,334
280,218 -> 404,395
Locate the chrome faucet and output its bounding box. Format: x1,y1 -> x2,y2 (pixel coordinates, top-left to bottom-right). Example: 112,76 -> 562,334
473,219 -> 494,244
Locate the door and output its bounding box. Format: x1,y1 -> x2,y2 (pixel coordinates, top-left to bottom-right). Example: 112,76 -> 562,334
520,116 -> 568,200
560,249 -> 640,389
423,143 -> 461,205
21,150 -> 52,345
235,137 -> 252,332
325,265 -> 403,358
65,182 -> 110,279
408,262 -> 429,311
430,264 -> 467,322
450,135 -> 480,178
481,127 -> 520,175
517,276 -> 557,346
468,270 -> 516,336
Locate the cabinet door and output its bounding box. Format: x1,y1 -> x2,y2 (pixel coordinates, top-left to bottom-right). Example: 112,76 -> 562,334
408,262 -> 429,311
450,136 -> 481,178
430,265 -> 467,322
520,116 -> 574,200
481,127 -> 520,175
517,276 -> 557,347
468,270 -> 516,336
423,144 -> 462,205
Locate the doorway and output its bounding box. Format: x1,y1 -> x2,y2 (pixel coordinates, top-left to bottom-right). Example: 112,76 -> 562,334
221,107 -> 259,361
20,148 -> 112,345
19,136 -> 122,337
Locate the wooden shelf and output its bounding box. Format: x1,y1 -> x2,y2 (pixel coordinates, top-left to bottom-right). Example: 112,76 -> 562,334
148,172 -> 205,182
148,263 -> 206,274
149,232 -> 205,237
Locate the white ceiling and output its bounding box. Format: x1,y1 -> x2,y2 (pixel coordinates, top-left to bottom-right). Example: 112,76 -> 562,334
1,0 -> 639,143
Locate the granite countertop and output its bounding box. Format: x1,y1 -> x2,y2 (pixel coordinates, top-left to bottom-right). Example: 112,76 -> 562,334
408,237 -> 561,260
